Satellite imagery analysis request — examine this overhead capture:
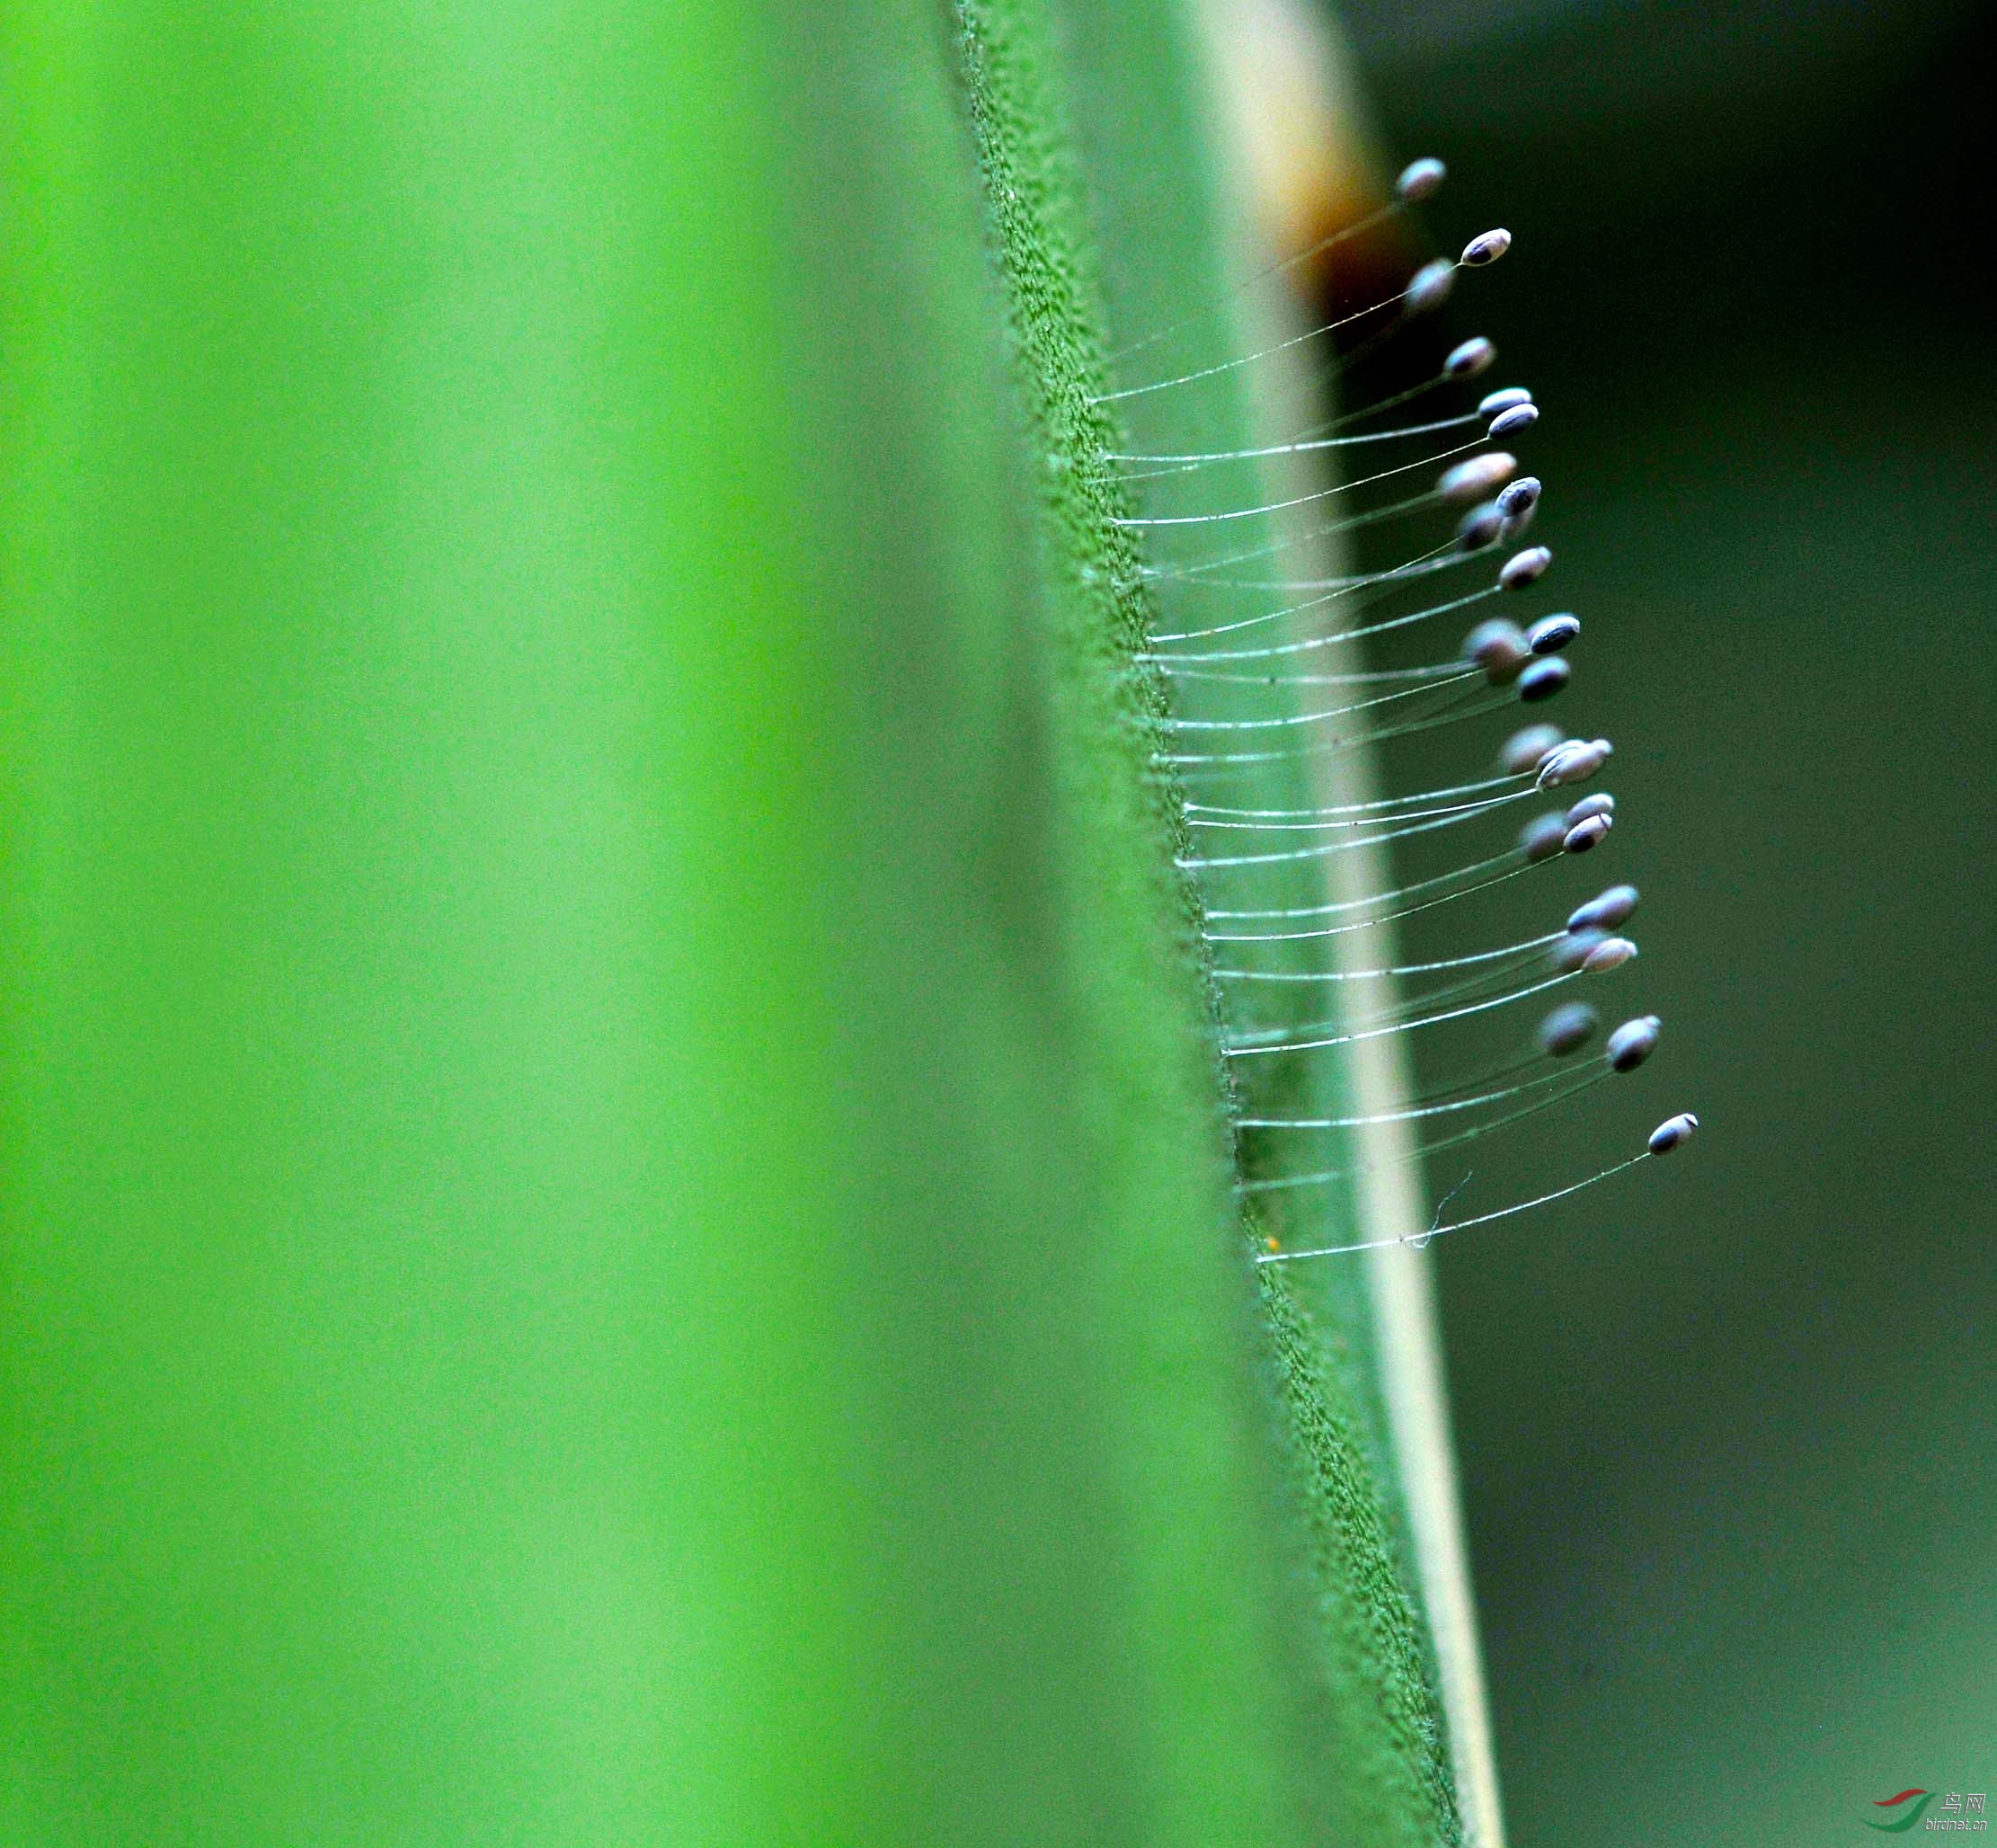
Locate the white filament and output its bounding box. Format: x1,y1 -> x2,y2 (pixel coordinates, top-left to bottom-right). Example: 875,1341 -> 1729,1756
1254,1153 -> 1651,1262
1091,262 -> 1455,405
1222,970 -> 1575,1058
1213,930 -> 1560,983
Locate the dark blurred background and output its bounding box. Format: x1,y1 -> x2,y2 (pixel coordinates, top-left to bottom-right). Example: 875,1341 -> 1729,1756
1334,2 -> 1997,1840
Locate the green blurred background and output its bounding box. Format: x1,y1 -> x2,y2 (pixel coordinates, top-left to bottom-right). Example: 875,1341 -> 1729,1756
1336,1 -> 1997,1839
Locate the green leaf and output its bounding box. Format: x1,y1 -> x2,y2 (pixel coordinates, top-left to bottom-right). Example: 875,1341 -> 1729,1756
1,3 -> 1460,1842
